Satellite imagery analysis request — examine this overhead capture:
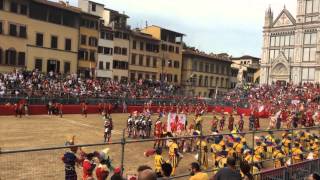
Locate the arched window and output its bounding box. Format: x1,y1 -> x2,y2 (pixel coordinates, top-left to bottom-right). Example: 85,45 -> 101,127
199,75 -> 203,87
210,76 -> 213,87
5,48 -> 16,65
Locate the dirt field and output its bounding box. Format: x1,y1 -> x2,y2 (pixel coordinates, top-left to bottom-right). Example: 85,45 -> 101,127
0,113 -> 297,179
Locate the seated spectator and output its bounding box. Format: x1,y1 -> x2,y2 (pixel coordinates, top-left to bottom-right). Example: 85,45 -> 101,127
211,157 -> 241,180
159,163 -> 172,179
189,162 -> 209,180
307,173 -> 320,180
240,160 -> 253,180
138,169 -> 157,180
110,167 -> 123,180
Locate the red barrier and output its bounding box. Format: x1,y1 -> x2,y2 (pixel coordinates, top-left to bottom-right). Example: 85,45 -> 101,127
0,105 -> 266,117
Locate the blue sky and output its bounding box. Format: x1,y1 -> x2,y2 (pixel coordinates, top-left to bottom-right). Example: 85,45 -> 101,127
68,0 -> 296,57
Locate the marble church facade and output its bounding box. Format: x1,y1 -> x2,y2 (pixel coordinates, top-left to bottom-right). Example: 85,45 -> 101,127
261,0 -> 320,84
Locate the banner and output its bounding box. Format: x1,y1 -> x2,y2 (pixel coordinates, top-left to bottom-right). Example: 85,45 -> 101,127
167,113 -> 187,132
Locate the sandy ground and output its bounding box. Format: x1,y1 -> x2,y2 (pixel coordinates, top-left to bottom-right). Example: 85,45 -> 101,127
0,113 -> 311,180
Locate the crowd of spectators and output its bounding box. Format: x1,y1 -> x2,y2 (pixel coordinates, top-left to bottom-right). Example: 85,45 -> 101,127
0,70 -> 182,99
225,82 -> 320,114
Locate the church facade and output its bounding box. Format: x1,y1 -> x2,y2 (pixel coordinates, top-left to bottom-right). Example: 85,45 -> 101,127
261,0 -> 320,84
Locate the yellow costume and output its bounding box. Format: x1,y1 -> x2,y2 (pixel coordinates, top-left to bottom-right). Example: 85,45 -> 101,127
168,141 -> 178,175
281,138 -> 291,155
292,147 -> 303,164
197,140 -> 208,169
211,143 -> 223,166
154,154 -> 164,173
273,149 -> 285,168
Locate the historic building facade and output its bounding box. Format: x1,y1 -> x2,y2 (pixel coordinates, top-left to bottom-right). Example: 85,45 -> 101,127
261,1 -> 320,84
141,26 -> 184,84
182,49 -> 232,97
129,30 -> 160,82
0,0 -> 80,74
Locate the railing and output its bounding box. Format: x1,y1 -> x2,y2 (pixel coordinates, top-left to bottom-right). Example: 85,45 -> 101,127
0,126 -> 319,179
0,96 -> 240,107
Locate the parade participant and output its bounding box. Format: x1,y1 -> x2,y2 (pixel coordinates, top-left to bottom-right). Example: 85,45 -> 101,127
146,116 -> 153,138
195,114 -> 203,132
254,115 -> 260,130
62,136 -> 80,180
228,114 -> 234,132
265,132 -> 275,159
310,139 -> 319,159
154,118 -> 163,148
196,136 -> 208,169
281,133 -> 291,155
238,114 -> 244,132
233,137 -> 243,160
272,145 -> 285,168
18,102 -> 24,118
210,138 -> 224,166
154,148 -> 165,177
127,115 -> 134,138
13,102 -> 18,117
292,142 -> 303,164
226,142 -> 236,159
96,148 -> 112,180
215,150 -> 227,169
249,113 -> 255,131
82,153 -> 96,180
219,114 -> 225,131
167,138 -> 179,176
211,116 -> 218,133
81,102 -> 88,118
104,117 -> 113,142
58,103 -> 63,118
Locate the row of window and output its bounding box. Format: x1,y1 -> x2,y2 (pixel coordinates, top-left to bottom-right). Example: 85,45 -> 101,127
269,47 -> 315,62
160,73 -> 178,83
191,75 -> 229,88
306,0 -> 319,14
270,48 -> 294,61
131,54 -> 157,67
80,35 -> 98,47
80,18 -> 98,30
113,60 -> 128,70
114,31 -> 129,40
0,48 -> 25,66
270,34 -> 295,47
3,1 -> 28,15
34,59 -> 71,74
35,33 -> 72,51
100,30 -> 113,40
130,72 -> 157,82
114,47 -> 127,55
0,21 -> 27,38
161,59 -> 180,68
98,61 -> 111,70
78,49 -> 96,61
302,67 -> 315,81
98,46 -> 113,55
192,61 -> 229,75
132,40 -> 160,53
161,44 -> 180,54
